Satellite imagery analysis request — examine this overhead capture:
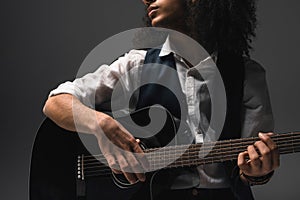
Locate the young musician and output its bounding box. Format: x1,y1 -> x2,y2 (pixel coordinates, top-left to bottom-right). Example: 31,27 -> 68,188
43,0 -> 280,199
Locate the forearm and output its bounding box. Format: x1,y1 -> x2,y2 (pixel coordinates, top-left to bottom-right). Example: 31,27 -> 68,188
43,93 -> 147,183
43,93 -> 110,135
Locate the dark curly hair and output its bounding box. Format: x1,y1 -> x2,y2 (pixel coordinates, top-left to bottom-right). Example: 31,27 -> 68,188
143,0 -> 258,57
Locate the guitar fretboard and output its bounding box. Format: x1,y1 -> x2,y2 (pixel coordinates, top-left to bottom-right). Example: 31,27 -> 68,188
80,132 -> 300,178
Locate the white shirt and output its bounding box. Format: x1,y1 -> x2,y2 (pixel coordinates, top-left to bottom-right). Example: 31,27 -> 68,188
49,38 -> 274,188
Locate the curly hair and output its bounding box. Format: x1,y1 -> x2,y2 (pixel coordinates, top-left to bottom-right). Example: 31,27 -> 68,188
143,0 -> 258,57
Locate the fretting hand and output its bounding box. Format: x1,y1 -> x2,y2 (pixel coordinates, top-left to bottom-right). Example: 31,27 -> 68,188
238,132 -> 280,184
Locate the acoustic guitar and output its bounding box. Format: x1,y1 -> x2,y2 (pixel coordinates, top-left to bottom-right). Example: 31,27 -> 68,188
30,106 -> 300,200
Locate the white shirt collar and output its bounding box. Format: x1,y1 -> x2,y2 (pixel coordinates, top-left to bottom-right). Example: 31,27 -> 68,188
159,35 -> 176,57
158,35 -> 216,64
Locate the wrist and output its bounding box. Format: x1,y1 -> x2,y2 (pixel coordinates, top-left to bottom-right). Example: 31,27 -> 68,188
240,170 -> 274,186
94,112 -> 113,139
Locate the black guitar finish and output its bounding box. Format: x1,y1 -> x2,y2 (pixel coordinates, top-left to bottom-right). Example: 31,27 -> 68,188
30,106 -> 179,200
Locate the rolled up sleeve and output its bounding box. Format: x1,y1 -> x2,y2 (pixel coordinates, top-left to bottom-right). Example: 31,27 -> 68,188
48,49 -> 146,109
241,59 -> 274,138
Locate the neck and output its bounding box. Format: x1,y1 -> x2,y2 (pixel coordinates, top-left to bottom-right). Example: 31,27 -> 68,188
165,31 -> 210,65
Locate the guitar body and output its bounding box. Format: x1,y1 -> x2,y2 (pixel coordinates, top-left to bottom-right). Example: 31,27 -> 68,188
30,106 -> 180,200
30,118 -> 141,200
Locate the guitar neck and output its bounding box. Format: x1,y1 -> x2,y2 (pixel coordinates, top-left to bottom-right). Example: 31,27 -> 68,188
82,132 -> 300,178
144,132 -> 300,170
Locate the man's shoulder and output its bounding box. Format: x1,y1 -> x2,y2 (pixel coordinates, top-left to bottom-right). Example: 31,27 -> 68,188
110,49 -> 147,70
243,57 -> 266,76
124,49 -> 147,59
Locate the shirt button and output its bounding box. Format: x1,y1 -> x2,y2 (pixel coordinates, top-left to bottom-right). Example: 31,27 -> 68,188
192,188 -> 198,196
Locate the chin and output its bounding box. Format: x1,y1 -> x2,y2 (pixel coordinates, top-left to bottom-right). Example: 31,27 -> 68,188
150,17 -> 164,27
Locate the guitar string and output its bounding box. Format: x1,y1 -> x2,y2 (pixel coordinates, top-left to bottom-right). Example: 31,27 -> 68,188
83,140 -> 300,172
83,144 -> 300,176
83,145 -> 300,177
82,132 -> 300,160
82,139 -> 300,176
164,142 -> 300,168
82,134 -> 300,169
82,133 -> 300,164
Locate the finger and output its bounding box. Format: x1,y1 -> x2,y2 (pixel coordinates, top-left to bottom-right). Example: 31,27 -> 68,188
247,145 -> 261,169
259,132 -> 280,169
117,151 -> 146,183
265,132 -> 274,136
117,155 -> 138,184
135,173 -> 146,182
123,151 -> 146,182
238,151 -> 251,172
118,137 -> 148,177
254,140 -> 272,172
123,172 -> 138,184
111,168 -> 123,174
258,132 -> 277,151
129,138 -> 143,153
132,142 -> 150,171
104,154 -> 120,171
106,155 -> 122,174
116,121 -> 137,142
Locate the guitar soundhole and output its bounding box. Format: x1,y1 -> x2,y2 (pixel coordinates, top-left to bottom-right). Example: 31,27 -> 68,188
112,172 -> 140,188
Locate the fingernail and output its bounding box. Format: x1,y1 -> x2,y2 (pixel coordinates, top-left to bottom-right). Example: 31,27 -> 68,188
259,133 -> 265,138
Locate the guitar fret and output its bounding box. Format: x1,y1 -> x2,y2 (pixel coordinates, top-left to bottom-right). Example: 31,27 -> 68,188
292,132 -> 295,153
218,142 -> 223,162
202,143 -> 205,165
181,147 -> 184,168
159,149 -> 161,169
188,146 -> 191,166
229,139 -> 232,161
150,151 -> 153,171
153,151 -> 156,171
174,145 -> 176,167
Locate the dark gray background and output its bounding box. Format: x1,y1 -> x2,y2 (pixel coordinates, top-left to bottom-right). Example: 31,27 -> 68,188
1,0 -> 299,199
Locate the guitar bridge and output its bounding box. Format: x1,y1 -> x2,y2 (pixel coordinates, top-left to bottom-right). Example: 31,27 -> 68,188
77,155 -> 85,180
76,155 -> 86,198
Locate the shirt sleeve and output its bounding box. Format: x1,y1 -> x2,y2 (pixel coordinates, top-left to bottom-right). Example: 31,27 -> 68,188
48,49 -> 146,109
241,59 -> 274,138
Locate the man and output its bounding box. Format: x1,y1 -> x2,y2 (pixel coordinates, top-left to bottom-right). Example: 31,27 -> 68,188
43,0 -> 279,199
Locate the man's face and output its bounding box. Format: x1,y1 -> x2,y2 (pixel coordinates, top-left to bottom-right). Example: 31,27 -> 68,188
143,0 -> 188,31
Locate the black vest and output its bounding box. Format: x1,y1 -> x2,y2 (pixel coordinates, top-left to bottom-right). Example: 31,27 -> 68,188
135,48 -> 253,199
136,48 -> 244,141
136,49 -> 186,120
